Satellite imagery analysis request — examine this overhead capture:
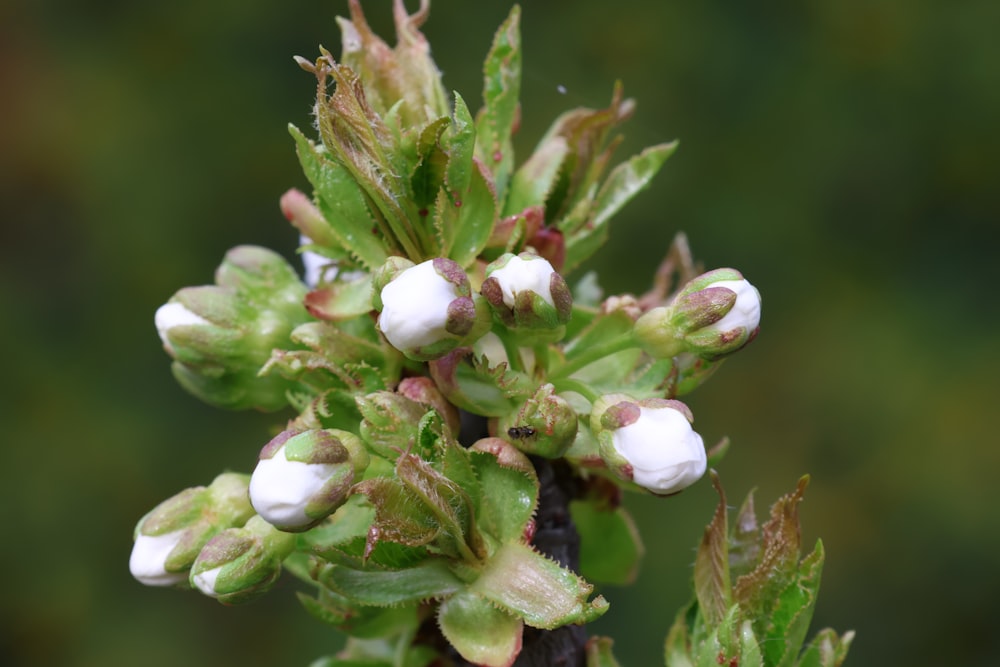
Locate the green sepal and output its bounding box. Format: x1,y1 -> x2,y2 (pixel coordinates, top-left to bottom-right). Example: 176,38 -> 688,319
796,628 -> 854,667
569,499 -> 644,585
470,446 -> 539,545
563,142 -> 677,273
437,589 -> 523,667
320,558 -> 464,608
475,5 -> 521,199
290,124 -> 390,269
468,541 -> 608,629
585,636 -> 623,667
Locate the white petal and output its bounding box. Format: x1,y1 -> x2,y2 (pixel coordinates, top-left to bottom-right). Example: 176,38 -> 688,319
129,530 -> 189,586
612,406 -> 706,494
379,261 -> 458,350
490,255 -> 555,308
192,565 -> 223,597
249,446 -> 340,530
705,279 -> 761,334
154,302 -> 209,346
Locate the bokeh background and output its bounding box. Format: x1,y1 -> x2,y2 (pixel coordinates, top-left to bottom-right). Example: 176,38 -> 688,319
3,0 -> 998,665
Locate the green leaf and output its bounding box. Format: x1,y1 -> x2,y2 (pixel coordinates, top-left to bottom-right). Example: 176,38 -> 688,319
303,274 -> 375,322
410,116 -> 451,220
469,541 -> 608,629
569,499 -> 644,585
444,93 -> 476,201
321,558 -> 463,607
797,628 -> 855,667
297,589 -> 419,639
563,142 -> 677,273
694,472 -> 732,627
503,135 -> 569,217
664,601 -> 697,667
434,159 -> 497,268
585,636 -> 623,667
290,124 -> 390,269
762,540 -> 825,667
471,448 -> 538,545
437,589 -> 523,667
476,5 -> 521,198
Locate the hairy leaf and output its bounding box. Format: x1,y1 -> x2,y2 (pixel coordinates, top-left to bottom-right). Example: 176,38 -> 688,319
469,541 -> 608,629
438,589 -> 524,667
694,472 -> 732,627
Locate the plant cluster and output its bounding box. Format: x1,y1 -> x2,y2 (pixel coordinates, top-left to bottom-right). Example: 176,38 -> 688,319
130,2 -> 851,665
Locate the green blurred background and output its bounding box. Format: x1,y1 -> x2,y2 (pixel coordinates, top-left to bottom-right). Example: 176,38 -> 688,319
3,0 -> 998,665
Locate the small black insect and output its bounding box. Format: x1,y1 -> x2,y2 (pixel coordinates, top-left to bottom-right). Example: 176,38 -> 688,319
507,426 -> 537,440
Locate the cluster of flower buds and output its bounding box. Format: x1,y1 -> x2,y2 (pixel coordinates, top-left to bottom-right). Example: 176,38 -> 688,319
129,473 -> 255,587
133,3 -> 775,666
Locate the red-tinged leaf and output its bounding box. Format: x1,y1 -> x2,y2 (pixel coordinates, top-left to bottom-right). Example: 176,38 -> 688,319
396,454 -> 484,562
733,475 -> 809,623
694,471 -> 732,627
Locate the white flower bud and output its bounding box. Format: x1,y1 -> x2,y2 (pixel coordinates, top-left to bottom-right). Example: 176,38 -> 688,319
596,398 -> 706,495
249,430 -> 366,531
154,302 -> 209,349
191,565 -> 222,597
376,258 -> 490,360
128,530 -> 189,587
634,268 -> 761,361
489,254 -> 557,309
379,259 -> 459,350
702,279 -> 761,336
481,253 -> 573,335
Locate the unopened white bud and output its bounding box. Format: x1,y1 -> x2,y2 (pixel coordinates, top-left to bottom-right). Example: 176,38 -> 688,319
129,530 -> 189,587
